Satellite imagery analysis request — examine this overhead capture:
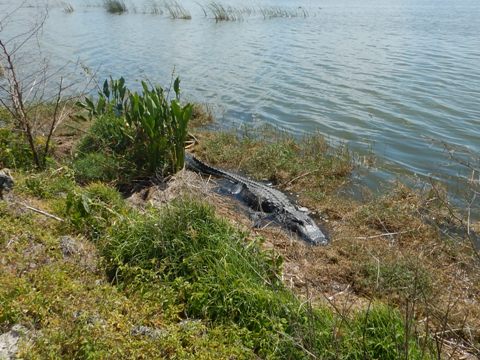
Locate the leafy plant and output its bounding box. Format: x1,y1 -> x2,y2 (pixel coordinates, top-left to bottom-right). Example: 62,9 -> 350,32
76,76 -> 193,179
65,183 -> 126,240
0,129 -> 35,169
76,77 -> 128,121
125,78 -> 193,174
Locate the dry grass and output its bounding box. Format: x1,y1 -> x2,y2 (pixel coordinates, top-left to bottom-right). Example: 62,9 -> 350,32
187,128 -> 480,358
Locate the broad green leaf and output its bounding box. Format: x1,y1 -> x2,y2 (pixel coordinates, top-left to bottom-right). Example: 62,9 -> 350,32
103,79 -> 110,98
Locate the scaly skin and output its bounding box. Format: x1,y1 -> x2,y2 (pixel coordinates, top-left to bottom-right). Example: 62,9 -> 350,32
185,154 -> 328,245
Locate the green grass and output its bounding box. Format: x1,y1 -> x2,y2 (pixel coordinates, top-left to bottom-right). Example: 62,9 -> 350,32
195,128 -> 352,195
0,128 -> 35,170
67,187 -> 431,358
0,162 -> 439,359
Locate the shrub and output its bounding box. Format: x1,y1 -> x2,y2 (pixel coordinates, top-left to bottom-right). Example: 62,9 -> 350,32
75,77 -> 193,183
65,183 -> 126,240
72,152 -> 125,184
0,129 -> 35,170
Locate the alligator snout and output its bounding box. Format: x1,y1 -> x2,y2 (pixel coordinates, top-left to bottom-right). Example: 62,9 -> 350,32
296,222 -> 329,245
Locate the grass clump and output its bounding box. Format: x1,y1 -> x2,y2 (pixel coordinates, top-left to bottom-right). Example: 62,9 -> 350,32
72,152 -> 124,184
358,256 -> 433,299
194,129 -> 352,194
207,2 -> 243,22
20,167 -> 76,200
90,197 -> 431,358
103,0 -> 128,14
259,6 -> 309,19
65,182 -> 127,240
0,128 -> 35,170
165,0 -> 192,19
61,1 -> 74,13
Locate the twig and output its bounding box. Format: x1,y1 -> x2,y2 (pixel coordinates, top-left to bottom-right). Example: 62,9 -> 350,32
15,201 -> 64,222
283,169 -> 320,189
354,230 -> 413,240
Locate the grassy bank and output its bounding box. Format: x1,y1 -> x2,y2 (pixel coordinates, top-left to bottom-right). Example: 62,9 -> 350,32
0,95 -> 479,358
1,171 -> 434,358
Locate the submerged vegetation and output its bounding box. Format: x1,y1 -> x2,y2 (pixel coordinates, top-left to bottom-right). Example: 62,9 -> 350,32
103,0 -> 128,14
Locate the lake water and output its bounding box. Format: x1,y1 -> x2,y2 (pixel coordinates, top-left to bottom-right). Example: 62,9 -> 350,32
2,0 -> 480,202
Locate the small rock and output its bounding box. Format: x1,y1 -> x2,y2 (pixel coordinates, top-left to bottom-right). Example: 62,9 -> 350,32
59,236 -> 80,257
130,326 -> 167,339
0,324 -> 28,360
178,319 -> 204,335
0,169 -> 14,200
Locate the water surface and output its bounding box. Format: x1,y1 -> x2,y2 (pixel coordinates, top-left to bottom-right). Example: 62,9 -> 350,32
2,0 -> 480,200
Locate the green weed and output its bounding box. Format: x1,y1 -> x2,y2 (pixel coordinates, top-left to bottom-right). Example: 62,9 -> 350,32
72,152 -> 125,184
0,129 -> 35,170
65,182 -> 126,240
20,167 -> 76,199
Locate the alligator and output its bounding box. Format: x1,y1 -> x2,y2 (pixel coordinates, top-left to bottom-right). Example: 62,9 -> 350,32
185,153 -> 328,245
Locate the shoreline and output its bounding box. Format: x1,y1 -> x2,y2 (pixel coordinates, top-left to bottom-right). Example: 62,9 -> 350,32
1,105 -> 479,358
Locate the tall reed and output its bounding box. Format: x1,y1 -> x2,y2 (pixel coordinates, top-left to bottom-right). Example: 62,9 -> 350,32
61,1 -> 74,13
207,1 -> 242,21
259,6 -> 309,19
165,0 -> 192,20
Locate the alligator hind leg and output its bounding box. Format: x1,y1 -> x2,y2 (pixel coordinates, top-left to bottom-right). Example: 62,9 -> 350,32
249,211 -> 275,228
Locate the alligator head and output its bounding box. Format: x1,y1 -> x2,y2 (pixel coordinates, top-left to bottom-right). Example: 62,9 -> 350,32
292,216 -> 329,245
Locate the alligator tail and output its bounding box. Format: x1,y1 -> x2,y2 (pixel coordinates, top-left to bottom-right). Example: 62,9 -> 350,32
184,153 -> 226,178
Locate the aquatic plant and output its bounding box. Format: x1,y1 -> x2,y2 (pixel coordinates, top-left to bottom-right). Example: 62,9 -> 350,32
103,0 -> 128,14
144,0 -> 163,15
165,0 -> 191,20
207,2 -> 242,21
76,76 -> 193,179
259,6 -> 309,19
61,1 -> 75,13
